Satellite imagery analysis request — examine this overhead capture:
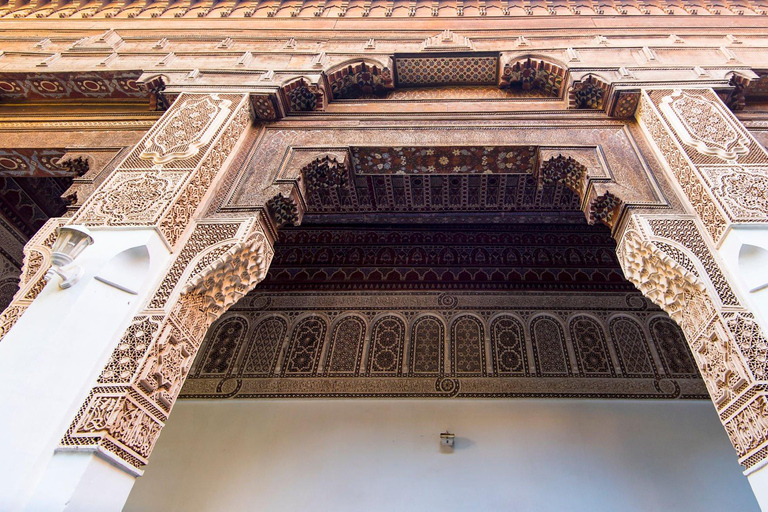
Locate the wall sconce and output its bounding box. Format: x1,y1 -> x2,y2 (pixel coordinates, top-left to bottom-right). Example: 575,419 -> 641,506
440,431 -> 455,448
45,225 -> 94,289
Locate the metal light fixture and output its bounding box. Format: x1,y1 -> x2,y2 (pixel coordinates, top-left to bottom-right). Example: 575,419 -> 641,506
440,431 -> 455,448
45,225 -> 94,289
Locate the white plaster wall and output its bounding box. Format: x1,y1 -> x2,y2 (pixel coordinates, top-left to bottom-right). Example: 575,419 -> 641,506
125,399 -> 759,512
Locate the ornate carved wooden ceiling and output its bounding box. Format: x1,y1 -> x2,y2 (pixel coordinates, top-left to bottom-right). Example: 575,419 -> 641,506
303,146 -> 581,218
182,223 -> 704,400
1,0 -> 765,18
261,224 -> 633,292
0,176 -> 71,237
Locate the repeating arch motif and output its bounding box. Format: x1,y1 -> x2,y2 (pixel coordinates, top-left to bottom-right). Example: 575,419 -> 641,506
368,315 -> 406,375
283,315 -> 328,376
570,315 -> 612,376
531,316 -> 569,376
609,316 -> 654,377
410,315 -> 445,375
451,315 -> 486,375
490,315 -> 527,375
650,317 -> 697,377
326,315 -> 366,375
241,316 -> 287,376
199,316 -> 248,376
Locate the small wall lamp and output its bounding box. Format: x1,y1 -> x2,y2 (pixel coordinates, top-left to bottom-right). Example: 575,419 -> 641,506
440,431 -> 455,448
45,225 -> 94,289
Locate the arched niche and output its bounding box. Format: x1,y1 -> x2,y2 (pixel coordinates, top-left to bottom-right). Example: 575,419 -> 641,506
738,243 -> 768,293
94,244 -> 151,295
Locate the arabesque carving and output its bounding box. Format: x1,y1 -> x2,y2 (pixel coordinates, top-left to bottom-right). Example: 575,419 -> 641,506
616,213 -> 768,469
72,92 -> 251,248
61,218 -> 275,471
659,89 -> 750,161
0,218 -> 62,343
182,224 -> 274,321
639,88 -> 768,244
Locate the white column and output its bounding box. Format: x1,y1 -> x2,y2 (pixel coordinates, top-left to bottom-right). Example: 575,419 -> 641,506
0,228 -> 171,511
720,225 -> 768,509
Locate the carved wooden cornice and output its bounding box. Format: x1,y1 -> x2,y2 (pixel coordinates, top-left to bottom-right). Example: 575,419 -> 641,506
1,0 -> 767,18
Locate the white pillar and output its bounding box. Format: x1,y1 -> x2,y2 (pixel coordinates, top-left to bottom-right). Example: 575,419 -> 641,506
719,225 -> 768,511
0,228 -> 171,511
719,226 -> 768,336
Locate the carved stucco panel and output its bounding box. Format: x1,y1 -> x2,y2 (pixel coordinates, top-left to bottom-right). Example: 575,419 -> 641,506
60,217 -> 274,470
70,93 -> 251,247
617,212 -> 768,469
659,89 -> 751,161
697,166 -> 768,222
637,91 -> 728,243
689,316 -> 749,407
74,171 -> 187,226
725,395 -> 768,463
158,99 -> 251,248
139,95 -> 231,166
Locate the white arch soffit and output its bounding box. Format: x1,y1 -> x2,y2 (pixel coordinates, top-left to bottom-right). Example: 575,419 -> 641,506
94,244 -> 151,295
739,243 -> 768,293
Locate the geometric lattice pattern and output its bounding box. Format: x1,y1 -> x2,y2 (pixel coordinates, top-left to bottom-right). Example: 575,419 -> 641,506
395,56 -> 498,87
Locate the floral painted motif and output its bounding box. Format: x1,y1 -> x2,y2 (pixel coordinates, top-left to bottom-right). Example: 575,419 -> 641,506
351,146 -> 538,174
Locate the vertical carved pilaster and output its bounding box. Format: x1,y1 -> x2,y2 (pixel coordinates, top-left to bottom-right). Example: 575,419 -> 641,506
60,217 -> 274,471
637,88 -> 768,468
53,92 -> 267,472
616,213 -> 768,470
